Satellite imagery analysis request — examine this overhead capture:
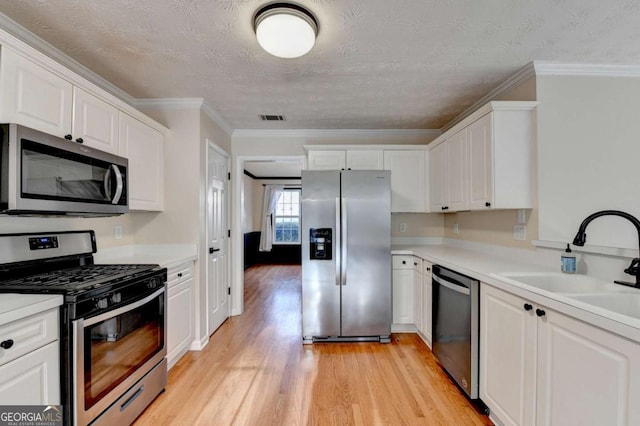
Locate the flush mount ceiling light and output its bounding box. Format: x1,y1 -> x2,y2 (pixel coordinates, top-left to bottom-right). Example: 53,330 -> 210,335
254,2 -> 318,59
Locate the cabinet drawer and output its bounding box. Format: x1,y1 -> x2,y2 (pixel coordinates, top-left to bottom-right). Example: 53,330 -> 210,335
392,255 -> 414,270
166,262 -> 193,288
412,257 -> 423,272
0,308 -> 58,367
423,262 -> 433,276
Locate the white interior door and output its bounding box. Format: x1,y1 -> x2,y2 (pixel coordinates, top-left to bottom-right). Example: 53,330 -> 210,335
207,145 -> 229,335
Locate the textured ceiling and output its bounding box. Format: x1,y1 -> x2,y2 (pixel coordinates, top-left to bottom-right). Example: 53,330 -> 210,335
1,0 -> 640,130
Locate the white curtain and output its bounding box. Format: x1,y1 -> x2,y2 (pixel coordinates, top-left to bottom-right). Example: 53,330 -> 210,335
259,184 -> 285,252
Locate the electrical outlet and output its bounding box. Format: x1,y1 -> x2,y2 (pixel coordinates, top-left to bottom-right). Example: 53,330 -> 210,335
517,209 -> 527,224
453,223 -> 459,234
399,223 -> 407,233
514,225 -> 526,241
114,225 -> 122,240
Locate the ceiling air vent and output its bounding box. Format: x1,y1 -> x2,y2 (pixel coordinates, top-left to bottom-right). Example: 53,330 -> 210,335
259,114 -> 286,121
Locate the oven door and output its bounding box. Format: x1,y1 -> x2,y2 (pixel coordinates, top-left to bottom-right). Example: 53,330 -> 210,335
73,287 -> 166,426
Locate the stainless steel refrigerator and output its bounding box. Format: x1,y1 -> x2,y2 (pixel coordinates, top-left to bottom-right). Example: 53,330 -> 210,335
301,170 -> 391,343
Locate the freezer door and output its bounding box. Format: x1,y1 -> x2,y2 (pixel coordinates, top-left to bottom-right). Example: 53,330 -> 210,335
301,171 -> 341,338
341,170 -> 392,337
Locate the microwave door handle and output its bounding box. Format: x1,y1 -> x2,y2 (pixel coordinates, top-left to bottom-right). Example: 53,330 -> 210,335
111,165 -> 123,204
104,166 -> 113,201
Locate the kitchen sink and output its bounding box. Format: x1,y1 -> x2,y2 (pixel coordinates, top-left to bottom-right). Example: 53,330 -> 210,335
494,272 -> 635,294
567,293 -> 640,320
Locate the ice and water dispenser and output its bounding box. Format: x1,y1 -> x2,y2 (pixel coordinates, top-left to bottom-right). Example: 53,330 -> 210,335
309,228 -> 332,260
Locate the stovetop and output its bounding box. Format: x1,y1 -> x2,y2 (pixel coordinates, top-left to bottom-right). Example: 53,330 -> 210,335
0,264 -> 161,296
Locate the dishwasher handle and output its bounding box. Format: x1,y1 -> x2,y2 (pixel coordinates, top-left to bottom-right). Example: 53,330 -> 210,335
433,274 -> 471,296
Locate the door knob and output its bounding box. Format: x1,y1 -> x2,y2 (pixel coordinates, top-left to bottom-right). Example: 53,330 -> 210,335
75,137 -> 84,144
1,339 -> 14,349
523,303 -> 533,311
536,308 -> 546,317
209,247 -> 220,254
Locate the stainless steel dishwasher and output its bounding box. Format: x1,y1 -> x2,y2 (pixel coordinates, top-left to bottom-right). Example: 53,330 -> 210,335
432,264 -> 480,400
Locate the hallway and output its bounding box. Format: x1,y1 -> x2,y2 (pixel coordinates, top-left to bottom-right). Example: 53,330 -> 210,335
135,265 -> 491,425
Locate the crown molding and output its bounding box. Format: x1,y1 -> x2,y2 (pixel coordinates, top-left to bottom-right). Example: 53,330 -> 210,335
232,128 -> 440,139
533,61 -> 640,78
441,62 -> 536,132
134,98 -> 233,136
0,12 -> 136,106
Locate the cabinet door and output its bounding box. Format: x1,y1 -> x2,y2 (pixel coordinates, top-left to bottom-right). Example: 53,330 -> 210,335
413,269 -> 423,333
0,341 -> 60,405
167,278 -> 194,370
422,261 -> 433,346
119,112 -> 164,211
446,130 -> 468,211
346,150 -> 383,170
307,150 -> 346,170
0,47 -> 72,137
392,269 -> 413,324
383,150 -> 426,212
536,308 -> 640,426
429,142 -> 447,212
467,114 -> 493,210
72,87 -> 119,153
480,285 -> 536,426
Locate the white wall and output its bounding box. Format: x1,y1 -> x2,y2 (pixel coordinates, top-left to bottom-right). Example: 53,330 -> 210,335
537,75 -> 640,251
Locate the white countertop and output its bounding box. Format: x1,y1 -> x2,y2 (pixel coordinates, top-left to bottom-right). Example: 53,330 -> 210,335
393,244 -> 640,342
0,293 -> 63,325
94,244 -> 198,268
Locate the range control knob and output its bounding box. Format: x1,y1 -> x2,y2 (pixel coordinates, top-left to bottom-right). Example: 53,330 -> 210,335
110,293 -> 122,304
95,298 -> 108,309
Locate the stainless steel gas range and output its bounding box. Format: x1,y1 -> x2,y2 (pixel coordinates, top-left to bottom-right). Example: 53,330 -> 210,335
0,230 -> 167,426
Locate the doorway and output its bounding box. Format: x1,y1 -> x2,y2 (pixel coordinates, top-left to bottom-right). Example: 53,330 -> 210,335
232,155 -> 305,316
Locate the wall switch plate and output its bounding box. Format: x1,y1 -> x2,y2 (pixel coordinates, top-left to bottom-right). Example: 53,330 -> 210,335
453,223 -> 459,234
399,223 -> 407,233
114,225 -> 122,240
514,225 -> 526,241
517,209 -> 527,224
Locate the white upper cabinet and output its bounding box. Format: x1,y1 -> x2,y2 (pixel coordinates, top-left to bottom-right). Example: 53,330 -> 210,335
307,150 -> 346,170
0,46 -> 72,138
119,112 -> 164,211
72,87 -> 119,154
446,130 -> 468,211
346,150 -> 384,170
383,150 -> 427,213
428,101 -> 535,212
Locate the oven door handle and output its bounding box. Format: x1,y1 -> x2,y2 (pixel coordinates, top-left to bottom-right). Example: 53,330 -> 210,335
83,287 -> 164,327
433,275 -> 470,296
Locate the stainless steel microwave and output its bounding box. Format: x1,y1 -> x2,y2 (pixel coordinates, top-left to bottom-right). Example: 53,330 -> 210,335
0,123 -> 128,216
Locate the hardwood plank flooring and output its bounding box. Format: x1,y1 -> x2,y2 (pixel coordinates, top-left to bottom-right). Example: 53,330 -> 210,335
135,265 -> 492,425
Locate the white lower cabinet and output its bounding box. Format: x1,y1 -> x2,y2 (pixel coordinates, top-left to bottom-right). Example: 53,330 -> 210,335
420,261 -> 433,347
412,257 -> 423,334
0,307 -> 60,405
167,261 -> 195,370
481,284 -> 640,426
392,255 -> 414,325
0,341 -> 60,404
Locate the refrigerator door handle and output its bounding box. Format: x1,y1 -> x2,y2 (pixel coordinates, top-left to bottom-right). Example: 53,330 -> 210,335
341,197 -> 347,286
335,197 -> 341,286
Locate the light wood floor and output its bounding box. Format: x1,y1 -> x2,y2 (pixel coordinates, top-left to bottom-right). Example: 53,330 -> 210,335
135,265 -> 492,425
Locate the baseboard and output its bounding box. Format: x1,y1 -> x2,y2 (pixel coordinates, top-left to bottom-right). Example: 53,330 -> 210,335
189,335 -> 209,351
391,323 -> 417,333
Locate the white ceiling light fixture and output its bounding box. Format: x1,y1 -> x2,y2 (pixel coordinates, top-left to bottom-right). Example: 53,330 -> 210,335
254,2 -> 319,59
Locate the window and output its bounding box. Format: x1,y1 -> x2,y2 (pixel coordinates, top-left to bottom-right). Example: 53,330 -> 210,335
273,189 -> 301,244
